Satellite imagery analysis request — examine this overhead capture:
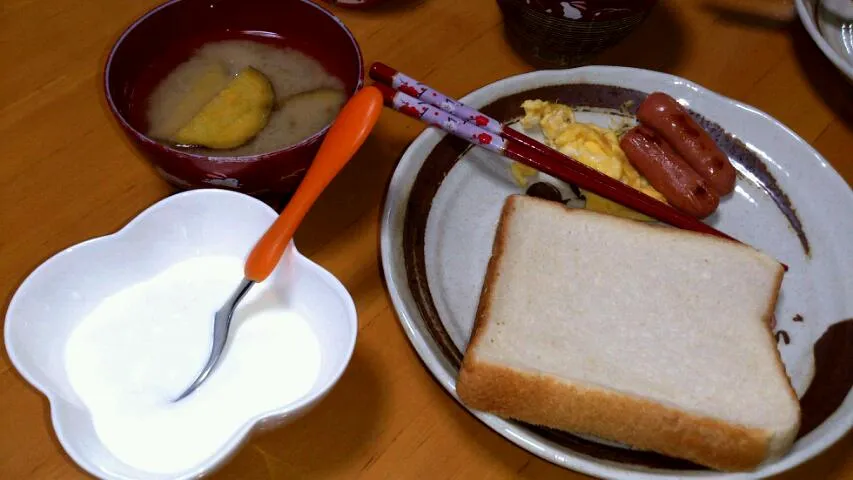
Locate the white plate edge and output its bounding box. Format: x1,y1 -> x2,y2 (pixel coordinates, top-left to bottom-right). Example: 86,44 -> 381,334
795,0 -> 853,81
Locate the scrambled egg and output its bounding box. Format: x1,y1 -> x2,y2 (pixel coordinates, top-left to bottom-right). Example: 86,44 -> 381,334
516,100 -> 666,221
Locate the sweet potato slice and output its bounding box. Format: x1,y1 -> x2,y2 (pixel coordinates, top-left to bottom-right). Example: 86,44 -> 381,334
148,62 -> 231,140
173,67 -> 274,149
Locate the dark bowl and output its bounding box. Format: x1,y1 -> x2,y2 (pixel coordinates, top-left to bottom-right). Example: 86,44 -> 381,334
321,0 -> 389,8
105,0 -> 364,195
497,0 -> 658,68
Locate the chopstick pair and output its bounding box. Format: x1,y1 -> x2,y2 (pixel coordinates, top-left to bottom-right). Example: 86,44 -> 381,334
368,62 -> 737,242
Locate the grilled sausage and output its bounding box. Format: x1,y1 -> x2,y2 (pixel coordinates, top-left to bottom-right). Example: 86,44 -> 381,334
637,92 -> 736,196
620,126 -> 720,218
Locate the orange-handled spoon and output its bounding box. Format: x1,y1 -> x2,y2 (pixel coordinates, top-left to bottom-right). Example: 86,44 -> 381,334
246,86 -> 383,282
175,86 -> 383,401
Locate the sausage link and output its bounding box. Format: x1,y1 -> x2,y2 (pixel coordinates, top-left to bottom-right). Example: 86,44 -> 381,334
620,126 -> 720,218
637,92 -> 736,196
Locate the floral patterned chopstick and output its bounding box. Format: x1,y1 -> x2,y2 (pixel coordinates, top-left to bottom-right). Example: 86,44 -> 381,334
369,62 -> 550,156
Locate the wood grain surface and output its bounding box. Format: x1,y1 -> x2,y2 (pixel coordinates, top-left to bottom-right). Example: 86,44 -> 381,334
1,0 -> 851,478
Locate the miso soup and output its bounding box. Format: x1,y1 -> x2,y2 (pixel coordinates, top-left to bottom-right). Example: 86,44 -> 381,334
146,40 -> 347,156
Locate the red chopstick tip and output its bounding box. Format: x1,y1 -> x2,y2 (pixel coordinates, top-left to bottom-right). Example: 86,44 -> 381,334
369,62 -> 397,84
372,82 -> 397,104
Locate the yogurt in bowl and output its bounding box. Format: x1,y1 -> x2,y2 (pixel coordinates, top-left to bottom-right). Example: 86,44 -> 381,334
4,189 -> 358,479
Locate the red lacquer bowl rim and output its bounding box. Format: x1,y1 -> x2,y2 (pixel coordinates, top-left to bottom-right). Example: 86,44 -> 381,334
103,0 -> 365,164
321,0 -> 388,9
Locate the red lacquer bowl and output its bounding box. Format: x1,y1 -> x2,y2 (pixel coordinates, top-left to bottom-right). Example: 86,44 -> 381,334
104,0 -> 364,195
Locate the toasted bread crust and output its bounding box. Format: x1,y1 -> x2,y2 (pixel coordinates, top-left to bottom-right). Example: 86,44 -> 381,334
759,265 -> 802,457
462,194 -> 518,356
458,360 -> 769,471
457,195 -> 796,471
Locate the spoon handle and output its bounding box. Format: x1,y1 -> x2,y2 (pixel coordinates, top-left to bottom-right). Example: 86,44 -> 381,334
244,86 -> 383,282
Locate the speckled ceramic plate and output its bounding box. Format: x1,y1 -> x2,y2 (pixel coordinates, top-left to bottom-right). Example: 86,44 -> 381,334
796,0 -> 853,82
379,66 -> 853,479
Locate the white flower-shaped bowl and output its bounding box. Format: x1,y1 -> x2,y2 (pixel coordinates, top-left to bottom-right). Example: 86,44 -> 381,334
3,189 -> 358,479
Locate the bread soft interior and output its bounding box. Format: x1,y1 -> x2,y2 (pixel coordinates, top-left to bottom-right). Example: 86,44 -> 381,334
470,195 -> 799,459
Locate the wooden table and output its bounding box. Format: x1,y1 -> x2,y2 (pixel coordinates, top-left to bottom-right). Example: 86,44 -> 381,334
1,0 -> 851,478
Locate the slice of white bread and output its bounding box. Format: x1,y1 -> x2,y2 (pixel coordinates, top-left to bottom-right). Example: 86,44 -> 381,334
457,195 -> 800,472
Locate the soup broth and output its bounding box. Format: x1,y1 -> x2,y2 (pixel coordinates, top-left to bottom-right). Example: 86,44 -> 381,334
146,40 -> 346,157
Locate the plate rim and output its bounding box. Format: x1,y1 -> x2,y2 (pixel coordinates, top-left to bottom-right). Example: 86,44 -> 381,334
795,0 -> 853,82
380,65 -> 853,479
